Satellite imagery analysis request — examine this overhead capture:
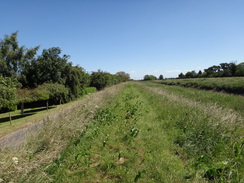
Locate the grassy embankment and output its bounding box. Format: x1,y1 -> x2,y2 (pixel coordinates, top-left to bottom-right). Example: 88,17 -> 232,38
155,77 -> 244,95
1,82 -> 241,182
0,87 -> 97,138
0,84 -> 123,182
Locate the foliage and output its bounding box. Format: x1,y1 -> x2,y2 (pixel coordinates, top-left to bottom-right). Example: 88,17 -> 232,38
90,70 -> 123,90
143,74 -> 157,80
0,76 -> 17,111
158,74 -> 164,80
178,62 -> 244,78
0,32 -> 128,106
82,87 -> 97,95
116,71 -> 130,82
0,31 -> 39,79
65,66 -> 90,99
37,83 -> 69,104
26,47 -> 71,87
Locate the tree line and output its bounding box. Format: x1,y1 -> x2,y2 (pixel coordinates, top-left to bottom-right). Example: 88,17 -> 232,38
0,32 -> 130,118
143,74 -> 164,80
178,62 -> 244,79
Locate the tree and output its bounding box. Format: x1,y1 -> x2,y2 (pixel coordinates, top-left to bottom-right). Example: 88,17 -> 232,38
90,70 -> 110,90
204,65 -> 220,77
26,47 -> 71,87
185,70 -> 197,78
197,70 -> 203,78
0,76 -> 17,125
17,89 -> 34,115
38,83 -> 69,104
158,75 -> 164,80
116,71 -> 130,82
235,62 -> 244,76
65,66 -> 89,99
0,32 -> 39,79
178,73 -> 185,79
143,75 -> 157,80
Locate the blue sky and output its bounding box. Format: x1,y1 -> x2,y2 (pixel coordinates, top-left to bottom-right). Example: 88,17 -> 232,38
1,0 -> 244,79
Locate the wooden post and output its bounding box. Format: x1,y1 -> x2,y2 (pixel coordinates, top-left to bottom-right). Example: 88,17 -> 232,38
46,100 -> 49,111
21,102 -> 24,116
9,112 -> 12,126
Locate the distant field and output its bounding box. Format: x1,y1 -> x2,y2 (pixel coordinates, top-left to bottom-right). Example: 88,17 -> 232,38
154,77 -> 244,95
1,82 -> 243,182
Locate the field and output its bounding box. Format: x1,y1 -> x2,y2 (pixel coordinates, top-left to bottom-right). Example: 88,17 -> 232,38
0,82 -> 243,182
155,77 -> 244,95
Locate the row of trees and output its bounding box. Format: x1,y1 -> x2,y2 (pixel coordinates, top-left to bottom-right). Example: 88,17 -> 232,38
143,74 -> 164,80
179,62 -> 244,79
0,32 -> 130,118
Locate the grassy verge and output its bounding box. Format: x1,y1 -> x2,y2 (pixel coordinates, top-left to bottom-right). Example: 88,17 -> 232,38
155,77 -> 244,95
0,84 -> 124,182
0,87 -> 97,138
145,81 -> 244,114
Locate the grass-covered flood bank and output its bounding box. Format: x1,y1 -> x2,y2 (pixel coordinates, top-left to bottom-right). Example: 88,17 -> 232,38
0,82 -> 243,182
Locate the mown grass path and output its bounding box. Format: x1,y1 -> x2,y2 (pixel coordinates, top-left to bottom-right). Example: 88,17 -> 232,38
1,82 -> 243,182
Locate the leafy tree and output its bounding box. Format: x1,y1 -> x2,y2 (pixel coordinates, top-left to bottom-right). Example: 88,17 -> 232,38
185,70 -> 197,78
90,70 -> 110,90
65,66 -> 89,99
17,89 -> 35,115
38,83 -> 69,104
0,32 -> 39,80
235,62 -> 244,76
178,73 -> 185,79
116,71 -> 130,82
197,70 -> 203,78
143,75 -> 157,80
204,65 -> 220,77
26,47 -> 71,87
158,75 -> 164,80
0,76 -> 17,124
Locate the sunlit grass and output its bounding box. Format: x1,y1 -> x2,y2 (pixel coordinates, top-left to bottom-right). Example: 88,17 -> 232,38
0,87 -> 97,138
154,77 -> 244,95
0,82 -> 243,182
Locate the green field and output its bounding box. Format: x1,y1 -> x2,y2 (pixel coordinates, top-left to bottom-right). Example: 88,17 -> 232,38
0,82 -> 243,182
155,77 -> 244,95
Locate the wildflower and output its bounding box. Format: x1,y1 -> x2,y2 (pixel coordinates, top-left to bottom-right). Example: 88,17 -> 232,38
222,161 -> 228,165
12,157 -> 19,165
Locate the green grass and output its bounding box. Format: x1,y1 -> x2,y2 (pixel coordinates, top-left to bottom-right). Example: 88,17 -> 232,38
34,83 -> 187,182
1,82 -> 243,182
155,77 -> 244,95
143,81 -> 244,114
0,106 -> 53,137
0,87 -> 97,138
24,82 -> 243,182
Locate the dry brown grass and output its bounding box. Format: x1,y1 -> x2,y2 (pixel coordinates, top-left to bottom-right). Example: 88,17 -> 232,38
0,83 -> 125,182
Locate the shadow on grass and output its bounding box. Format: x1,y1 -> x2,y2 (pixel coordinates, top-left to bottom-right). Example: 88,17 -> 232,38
0,106 -> 56,124
0,113 -> 34,124
24,106 -> 56,114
